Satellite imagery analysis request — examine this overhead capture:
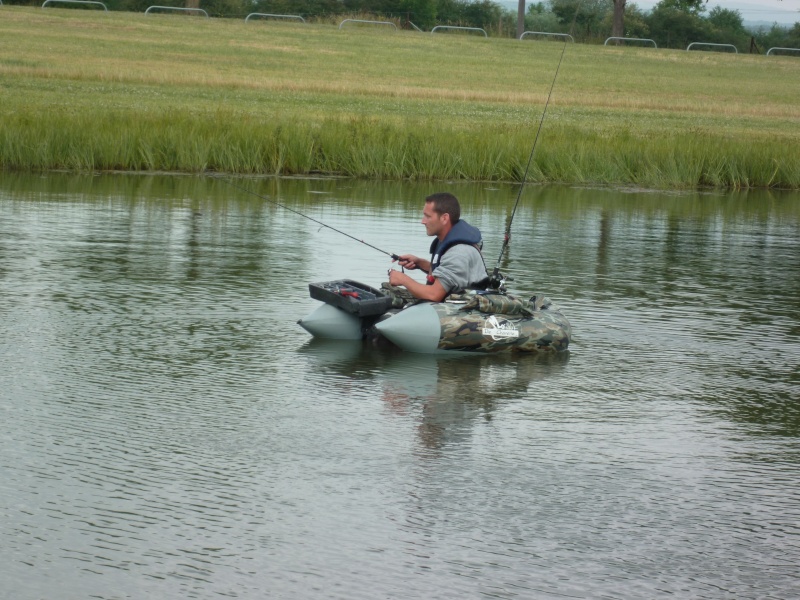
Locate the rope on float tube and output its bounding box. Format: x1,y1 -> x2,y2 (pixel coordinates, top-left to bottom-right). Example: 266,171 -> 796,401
215,176 -> 400,260
488,1 -> 583,290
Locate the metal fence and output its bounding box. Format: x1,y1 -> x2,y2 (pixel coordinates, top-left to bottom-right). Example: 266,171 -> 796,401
338,19 -> 396,30
687,42 -> 738,53
520,31 -> 574,42
604,37 -> 657,48
245,13 -> 305,24
767,47 -> 800,56
18,6 -> 800,59
431,26 -> 487,37
42,0 -> 107,10
144,6 -> 208,17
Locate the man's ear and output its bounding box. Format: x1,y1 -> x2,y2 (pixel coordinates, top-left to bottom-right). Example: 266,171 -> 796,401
440,212 -> 451,225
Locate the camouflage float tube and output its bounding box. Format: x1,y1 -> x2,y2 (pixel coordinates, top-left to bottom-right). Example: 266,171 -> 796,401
298,280 -> 571,354
373,290 -> 571,354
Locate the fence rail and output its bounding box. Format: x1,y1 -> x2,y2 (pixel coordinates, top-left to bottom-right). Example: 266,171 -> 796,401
766,47 -> 800,56
687,42 -> 738,53
604,37 -> 657,48
338,19 -> 396,30
431,26 -> 487,37
245,13 -> 305,23
18,5 -> 800,61
42,0 -> 108,10
520,31 -> 574,42
145,6 -> 208,17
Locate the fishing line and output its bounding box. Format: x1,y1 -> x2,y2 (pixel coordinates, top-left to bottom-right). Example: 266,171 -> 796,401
215,176 -> 399,260
489,1 -> 583,288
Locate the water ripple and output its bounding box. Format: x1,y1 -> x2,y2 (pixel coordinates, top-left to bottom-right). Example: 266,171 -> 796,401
2,176 -> 799,599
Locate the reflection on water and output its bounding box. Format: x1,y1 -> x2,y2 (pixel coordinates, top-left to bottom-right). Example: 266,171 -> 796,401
299,339 -> 570,452
1,172 -> 799,599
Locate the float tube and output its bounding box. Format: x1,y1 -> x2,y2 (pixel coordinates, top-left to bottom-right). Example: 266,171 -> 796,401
298,280 -> 571,354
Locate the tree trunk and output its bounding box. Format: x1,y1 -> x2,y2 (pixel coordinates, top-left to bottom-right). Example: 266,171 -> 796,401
612,0 -> 626,39
517,0 -> 525,40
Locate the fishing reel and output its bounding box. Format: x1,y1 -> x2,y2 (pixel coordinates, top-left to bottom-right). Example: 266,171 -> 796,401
487,271 -> 513,293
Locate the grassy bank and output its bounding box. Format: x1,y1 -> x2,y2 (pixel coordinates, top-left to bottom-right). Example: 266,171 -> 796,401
1,7 -> 798,189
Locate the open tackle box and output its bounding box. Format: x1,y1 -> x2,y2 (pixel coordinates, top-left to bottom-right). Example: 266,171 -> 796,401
309,280 -> 393,317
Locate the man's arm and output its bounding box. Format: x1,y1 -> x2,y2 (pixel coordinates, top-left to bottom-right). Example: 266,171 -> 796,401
387,270 -> 447,302
394,254 -> 431,272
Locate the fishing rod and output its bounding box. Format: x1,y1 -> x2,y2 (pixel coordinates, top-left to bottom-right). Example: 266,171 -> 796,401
488,1 -> 582,289
215,176 -> 400,261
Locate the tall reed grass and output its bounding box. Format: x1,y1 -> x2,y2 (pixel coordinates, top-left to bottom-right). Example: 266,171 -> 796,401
4,110 -> 793,189
1,7 -> 798,189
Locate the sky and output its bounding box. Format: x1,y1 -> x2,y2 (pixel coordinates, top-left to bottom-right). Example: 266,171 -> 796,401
632,1 -> 800,25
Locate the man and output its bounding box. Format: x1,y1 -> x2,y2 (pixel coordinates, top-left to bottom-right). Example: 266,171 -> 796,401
388,192 -> 489,302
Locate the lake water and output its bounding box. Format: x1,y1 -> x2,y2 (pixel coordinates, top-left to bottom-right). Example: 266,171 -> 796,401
1,172 -> 799,599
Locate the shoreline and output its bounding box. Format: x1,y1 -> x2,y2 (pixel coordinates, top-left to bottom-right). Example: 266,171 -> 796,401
1,8 -> 798,190
4,168 -> 798,194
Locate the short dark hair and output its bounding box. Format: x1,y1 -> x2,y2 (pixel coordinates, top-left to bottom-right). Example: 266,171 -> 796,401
425,192 -> 460,223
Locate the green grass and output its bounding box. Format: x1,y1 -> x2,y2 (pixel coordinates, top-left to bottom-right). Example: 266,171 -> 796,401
1,7 -> 799,189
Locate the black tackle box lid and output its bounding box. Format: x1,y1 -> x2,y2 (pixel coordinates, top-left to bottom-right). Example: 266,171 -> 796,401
308,280 -> 393,317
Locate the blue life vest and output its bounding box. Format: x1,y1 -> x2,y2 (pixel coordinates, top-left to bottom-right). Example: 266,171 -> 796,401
426,220 -> 486,286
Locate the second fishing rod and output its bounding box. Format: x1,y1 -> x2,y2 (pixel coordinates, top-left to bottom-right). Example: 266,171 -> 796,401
488,1 -> 582,289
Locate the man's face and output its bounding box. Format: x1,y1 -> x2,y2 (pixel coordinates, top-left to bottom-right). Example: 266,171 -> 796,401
421,202 -> 447,237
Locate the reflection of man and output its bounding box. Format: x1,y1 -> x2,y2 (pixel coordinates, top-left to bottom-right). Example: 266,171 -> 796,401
388,193 -> 489,302
377,352 -> 568,451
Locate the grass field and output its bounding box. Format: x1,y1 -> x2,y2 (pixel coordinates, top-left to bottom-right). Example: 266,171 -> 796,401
1,7 -> 798,188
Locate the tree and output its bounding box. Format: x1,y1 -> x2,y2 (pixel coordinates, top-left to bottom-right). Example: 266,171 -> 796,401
612,0 -> 706,40
435,0 -> 504,30
517,0 -> 648,37
753,23 -> 788,52
602,2 -> 649,39
550,0 -> 609,38
653,0 -> 707,15
705,6 -> 747,47
462,0 -> 504,30
706,6 -> 744,31
525,2 -> 562,33
646,1 -> 711,48
611,0 -> 625,38
400,0 -> 437,29
788,22 -> 800,47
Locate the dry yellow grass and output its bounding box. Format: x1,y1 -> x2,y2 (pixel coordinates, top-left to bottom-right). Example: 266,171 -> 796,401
1,6 -> 798,187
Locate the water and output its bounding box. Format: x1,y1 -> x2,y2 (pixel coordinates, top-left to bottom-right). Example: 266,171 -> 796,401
1,173 -> 799,599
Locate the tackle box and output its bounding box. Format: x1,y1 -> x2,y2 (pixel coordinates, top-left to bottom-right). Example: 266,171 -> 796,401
308,280 -> 393,317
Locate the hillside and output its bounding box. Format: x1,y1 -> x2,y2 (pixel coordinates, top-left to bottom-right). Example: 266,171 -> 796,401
1,7 -> 798,188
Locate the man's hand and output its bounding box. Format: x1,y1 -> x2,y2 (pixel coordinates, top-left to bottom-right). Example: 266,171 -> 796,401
392,254 -> 431,272
387,269 -> 447,302
393,254 -> 419,270
388,269 -> 411,287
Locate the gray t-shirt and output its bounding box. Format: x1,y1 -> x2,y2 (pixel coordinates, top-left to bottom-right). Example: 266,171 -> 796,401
432,244 -> 488,293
